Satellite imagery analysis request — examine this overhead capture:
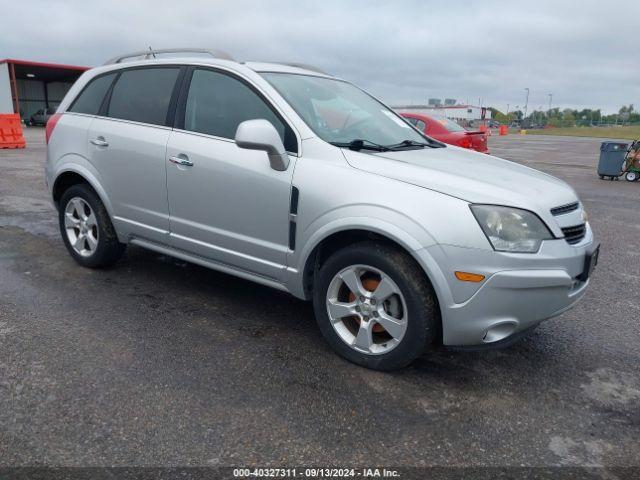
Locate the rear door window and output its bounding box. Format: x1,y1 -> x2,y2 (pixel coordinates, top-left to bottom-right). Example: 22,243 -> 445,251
69,73 -> 116,115
107,68 -> 180,126
182,69 -> 297,153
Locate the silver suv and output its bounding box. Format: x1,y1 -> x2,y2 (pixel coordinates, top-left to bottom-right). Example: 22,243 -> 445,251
46,49 -> 599,370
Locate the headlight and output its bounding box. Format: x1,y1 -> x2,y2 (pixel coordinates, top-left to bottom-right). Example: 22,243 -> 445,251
470,205 -> 553,253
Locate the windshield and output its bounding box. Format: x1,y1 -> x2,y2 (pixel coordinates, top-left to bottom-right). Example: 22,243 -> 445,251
261,73 -> 429,147
437,117 -> 466,132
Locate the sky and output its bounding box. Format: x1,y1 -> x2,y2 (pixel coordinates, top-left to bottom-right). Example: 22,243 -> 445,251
1,0 -> 638,114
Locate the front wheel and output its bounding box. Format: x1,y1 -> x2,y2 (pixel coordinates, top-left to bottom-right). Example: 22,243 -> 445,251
58,184 -> 126,268
625,171 -> 638,182
313,241 -> 439,371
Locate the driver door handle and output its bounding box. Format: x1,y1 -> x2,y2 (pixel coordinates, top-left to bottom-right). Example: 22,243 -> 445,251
169,155 -> 194,167
90,137 -> 109,147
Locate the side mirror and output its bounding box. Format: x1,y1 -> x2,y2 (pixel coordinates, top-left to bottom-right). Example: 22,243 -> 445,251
235,119 -> 290,171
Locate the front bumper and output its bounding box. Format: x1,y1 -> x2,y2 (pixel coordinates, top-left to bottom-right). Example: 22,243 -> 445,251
417,225 -> 597,346
443,266 -> 589,345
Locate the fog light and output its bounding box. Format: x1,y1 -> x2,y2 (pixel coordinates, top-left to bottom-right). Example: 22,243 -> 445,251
454,271 -> 485,282
483,322 -> 517,343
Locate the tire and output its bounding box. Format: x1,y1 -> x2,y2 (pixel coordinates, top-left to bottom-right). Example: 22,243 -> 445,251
313,241 -> 439,371
58,184 -> 126,268
625,171 -> 638,182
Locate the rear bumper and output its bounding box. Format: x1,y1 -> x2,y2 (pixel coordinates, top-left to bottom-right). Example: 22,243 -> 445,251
416,227 -> 596,346
468,144 -> 489,153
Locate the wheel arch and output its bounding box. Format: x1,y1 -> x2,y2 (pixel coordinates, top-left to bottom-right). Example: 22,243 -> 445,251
52,164 -> 114,218
298,221 -> 439,303
297,226 -> 445,343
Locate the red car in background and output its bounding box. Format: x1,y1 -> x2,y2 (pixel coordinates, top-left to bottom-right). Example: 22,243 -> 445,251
400,113 -> 489,153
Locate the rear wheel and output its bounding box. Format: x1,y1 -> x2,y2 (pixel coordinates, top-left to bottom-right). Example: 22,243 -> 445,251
313,241 -> 439,371
58,184 -> 126,268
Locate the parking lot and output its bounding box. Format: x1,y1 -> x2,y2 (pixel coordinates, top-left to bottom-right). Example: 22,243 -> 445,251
1,128 -> 639,468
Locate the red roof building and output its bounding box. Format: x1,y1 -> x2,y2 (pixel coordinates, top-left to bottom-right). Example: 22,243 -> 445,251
0,58 -> 89,120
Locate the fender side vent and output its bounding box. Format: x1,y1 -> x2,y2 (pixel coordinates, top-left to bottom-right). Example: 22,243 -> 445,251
288,221 -> 297,250
288,186 -> 299,250
290,186 -> 299,214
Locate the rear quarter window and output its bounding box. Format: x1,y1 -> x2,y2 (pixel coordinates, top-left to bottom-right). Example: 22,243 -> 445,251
107,68 -> 180,126
69,73 -> 116,115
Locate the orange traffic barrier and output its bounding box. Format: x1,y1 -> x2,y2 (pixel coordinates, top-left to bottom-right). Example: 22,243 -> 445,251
499,125 -> 508,135
0,113 -> 26,149
479,124 -> 487,133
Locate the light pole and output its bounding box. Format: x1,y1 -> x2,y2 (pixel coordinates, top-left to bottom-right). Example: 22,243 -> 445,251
538,106 -> 543,125
548,93 -> 552,112
523,88 -> 530,126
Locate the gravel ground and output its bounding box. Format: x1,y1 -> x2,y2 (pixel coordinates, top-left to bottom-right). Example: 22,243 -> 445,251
0,128 -> 638,471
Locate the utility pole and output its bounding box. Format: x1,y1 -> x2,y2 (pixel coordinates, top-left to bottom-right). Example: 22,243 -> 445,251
524,88 -> 530,127
539,106 -> 543,125
548,93 -> 552,112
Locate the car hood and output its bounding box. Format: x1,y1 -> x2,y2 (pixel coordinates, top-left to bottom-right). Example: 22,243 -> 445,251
342,145 -> 578,212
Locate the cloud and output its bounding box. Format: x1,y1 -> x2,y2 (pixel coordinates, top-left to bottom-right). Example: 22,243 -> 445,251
0,0 -> 637,113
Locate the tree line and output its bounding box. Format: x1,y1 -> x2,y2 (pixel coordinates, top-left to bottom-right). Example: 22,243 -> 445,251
489,104 -> 638,127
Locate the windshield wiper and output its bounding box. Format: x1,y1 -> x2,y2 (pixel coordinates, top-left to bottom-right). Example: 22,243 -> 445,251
385,139 -> 444,150
329,139 -> 390,152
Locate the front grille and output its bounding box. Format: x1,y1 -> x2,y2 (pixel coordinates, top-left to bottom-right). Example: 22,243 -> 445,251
561,224 -> 586,245
551,202 -> 579,216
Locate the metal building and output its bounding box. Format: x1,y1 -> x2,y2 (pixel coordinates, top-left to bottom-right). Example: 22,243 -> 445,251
0,59 -> 88,122
392,104 -> 491,123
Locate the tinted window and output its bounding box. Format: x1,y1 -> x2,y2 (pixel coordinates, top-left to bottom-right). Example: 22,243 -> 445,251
184,69 -> 297,153
415,120 -> 426,132
69,73 -> 116,115
405,117 -> 418,126
108,68 -> 179,126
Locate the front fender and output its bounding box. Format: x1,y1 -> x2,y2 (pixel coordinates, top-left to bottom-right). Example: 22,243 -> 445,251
285,205 -> 439,299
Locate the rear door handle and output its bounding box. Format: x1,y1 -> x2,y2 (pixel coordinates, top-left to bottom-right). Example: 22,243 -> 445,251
90,137 -> 109,147
169,155 -> 194,167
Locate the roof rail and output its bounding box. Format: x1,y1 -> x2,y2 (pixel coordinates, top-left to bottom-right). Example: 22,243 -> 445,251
276,62 -> 327,74
104,48 -> 234,65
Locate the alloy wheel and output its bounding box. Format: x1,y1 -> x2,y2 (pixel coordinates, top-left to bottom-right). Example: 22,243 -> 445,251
325,264 -> 408,355
64,197 -> 99,257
